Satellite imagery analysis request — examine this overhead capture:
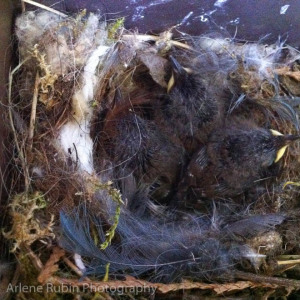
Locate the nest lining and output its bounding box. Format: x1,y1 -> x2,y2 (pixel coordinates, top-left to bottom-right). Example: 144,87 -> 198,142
5,8 -> 300,299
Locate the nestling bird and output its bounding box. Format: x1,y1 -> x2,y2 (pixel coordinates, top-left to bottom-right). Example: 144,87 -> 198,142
178,119 -> 300,199
99,91 -> 185,202
161,55 -> 223,153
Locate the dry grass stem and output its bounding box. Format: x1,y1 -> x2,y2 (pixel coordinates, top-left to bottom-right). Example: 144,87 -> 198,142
22,0 -> 67,17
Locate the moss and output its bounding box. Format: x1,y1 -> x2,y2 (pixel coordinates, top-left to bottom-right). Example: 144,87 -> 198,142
107,17 -> 125,40
3,192 -> 54,252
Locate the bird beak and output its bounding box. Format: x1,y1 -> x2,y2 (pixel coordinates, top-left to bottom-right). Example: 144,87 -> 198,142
270,129 -> 300,163
167,73 -> 175,93
270,129 -> 283,136
167,56 -> 193,93
274,145 -> 289,163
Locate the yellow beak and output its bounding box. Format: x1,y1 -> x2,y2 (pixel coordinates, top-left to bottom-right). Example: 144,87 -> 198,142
270,129 -> 283,136
275,145 -> 289,163
167,73 -> 175,93
270,129 -> 291,163
167,67 -> 192,93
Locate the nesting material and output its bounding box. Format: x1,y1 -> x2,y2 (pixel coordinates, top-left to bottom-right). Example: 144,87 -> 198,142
6,8 -> 300,299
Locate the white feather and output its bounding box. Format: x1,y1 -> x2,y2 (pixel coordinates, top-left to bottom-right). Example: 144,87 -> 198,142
59,122 -> 94,174
74,253 -> 86,272
58,44 -> 110,173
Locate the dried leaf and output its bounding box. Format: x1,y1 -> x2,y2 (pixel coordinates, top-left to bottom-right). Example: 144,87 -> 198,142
38,247 -> 65,284
275,67 -> 300,81
138,52 -> 168,87
118,43 -> 136,67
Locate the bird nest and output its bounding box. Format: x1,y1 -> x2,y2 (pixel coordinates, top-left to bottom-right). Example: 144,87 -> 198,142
4,5 -> 300,299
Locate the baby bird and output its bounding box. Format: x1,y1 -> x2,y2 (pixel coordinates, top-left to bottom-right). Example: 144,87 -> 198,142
178,120 -> 300,199
99,92 -> 185,202
162,55 -> 223,154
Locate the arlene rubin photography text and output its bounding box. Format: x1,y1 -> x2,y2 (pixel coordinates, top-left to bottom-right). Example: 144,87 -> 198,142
7,282 -> 157,295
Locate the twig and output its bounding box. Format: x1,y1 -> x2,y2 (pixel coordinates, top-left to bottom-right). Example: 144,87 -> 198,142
277,259 -> 300,266
28,72 -> 40,152
62,256 -> 86,278
234,270 -> 300,289
4,263 -> 21,300
72,143 -> 79,170
122,34 -> 160,42
22,0 -> 68,17
46,276 -> 276,295
122,34 -> 192,50
23,244 -> 43,271
21,0 -> 26,12
8,59 -> 30,192
171,40 -> 192,50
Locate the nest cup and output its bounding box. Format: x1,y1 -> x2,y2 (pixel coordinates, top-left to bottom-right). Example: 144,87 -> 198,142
3,6 -> 300,299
